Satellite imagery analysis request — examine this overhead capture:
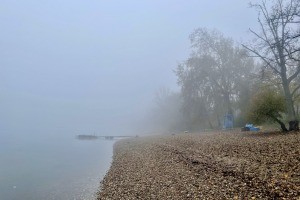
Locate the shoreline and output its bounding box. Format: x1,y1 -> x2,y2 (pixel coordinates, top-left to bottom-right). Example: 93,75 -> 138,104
97,131 -> 300,199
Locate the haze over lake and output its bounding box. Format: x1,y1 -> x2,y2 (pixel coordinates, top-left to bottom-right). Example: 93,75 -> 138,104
1,0 -> 262,199
0,133 -> 113,200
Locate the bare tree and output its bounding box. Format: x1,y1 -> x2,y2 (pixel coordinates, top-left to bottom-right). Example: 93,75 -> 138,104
243,0 -> 300,130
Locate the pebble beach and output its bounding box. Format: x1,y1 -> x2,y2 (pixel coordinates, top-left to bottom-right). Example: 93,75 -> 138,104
97,131 -> 300,199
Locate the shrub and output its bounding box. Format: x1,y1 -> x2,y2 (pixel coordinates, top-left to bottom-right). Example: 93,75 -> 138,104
247,89 -> 287,131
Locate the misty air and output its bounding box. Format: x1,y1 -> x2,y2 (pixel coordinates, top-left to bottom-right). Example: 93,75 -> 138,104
1,0 -> 299,199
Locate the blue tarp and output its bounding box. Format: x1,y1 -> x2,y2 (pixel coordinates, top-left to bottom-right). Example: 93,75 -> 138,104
223,114 -> 233,129
245,124 -> 260,131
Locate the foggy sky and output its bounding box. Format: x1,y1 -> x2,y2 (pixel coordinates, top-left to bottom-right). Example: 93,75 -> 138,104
1,0 -> 258,136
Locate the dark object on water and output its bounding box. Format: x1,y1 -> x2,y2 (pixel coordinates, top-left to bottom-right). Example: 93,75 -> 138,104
77,134 -> 136,140
77,135 -> 98,140
105,136 -> 114,140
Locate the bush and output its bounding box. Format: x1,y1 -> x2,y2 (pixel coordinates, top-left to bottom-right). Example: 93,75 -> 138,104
247,89 -> 287,131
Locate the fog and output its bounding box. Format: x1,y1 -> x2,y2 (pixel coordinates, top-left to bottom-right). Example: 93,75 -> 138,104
1,0 -> 258,136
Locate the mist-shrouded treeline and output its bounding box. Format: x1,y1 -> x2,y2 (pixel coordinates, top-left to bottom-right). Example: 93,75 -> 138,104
144,0 -> 300,133
1,0 -> 299,136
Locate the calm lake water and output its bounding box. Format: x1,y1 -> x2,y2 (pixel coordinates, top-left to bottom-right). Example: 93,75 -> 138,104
0,132 -> 114,200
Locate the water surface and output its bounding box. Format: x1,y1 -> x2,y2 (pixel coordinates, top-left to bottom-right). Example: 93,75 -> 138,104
0,132 -> 114,200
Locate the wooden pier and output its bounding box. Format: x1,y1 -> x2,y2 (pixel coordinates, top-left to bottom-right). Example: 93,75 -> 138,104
77,134 -> 136,140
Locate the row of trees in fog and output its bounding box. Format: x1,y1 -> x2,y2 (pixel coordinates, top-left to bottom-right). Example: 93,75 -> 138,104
147,0 -> 300,133
176,28 -> 255,130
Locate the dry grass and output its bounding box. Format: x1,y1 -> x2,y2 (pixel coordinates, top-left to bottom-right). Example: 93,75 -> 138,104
97,131 -> 300,199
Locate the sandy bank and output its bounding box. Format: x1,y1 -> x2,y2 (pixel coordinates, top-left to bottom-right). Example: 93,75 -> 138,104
97,131 -> 299,199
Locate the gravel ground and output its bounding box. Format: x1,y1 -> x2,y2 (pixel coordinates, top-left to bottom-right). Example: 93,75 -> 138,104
97,131 -> 300,199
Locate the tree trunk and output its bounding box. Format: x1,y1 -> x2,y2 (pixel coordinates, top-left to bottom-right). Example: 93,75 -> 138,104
270,115 -> 288,132
217,113 -> 221,128
288,120 -> 299,131
282,80 -> 298,131
224,92 -> 233,115
208,119 -> 214,130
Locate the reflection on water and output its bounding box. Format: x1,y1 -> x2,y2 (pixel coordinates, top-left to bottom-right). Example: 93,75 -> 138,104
0,133 -> 114,200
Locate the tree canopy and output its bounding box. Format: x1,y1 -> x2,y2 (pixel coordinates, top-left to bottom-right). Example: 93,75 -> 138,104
176,28 -> 255,130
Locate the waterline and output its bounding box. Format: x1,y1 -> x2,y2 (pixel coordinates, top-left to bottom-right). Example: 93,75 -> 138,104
0,134 -> 114,200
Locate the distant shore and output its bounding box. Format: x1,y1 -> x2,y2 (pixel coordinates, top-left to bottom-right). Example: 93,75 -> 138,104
97,131 -> 299,199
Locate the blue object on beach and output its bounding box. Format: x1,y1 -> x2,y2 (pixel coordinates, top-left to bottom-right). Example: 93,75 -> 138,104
223,114 -> 234,129
245,124 -> 253,128
250,127 -> 260,131
245,124 -> 260,131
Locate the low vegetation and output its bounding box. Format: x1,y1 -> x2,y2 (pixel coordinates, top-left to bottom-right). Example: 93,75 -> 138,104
247,89 -> 287,131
